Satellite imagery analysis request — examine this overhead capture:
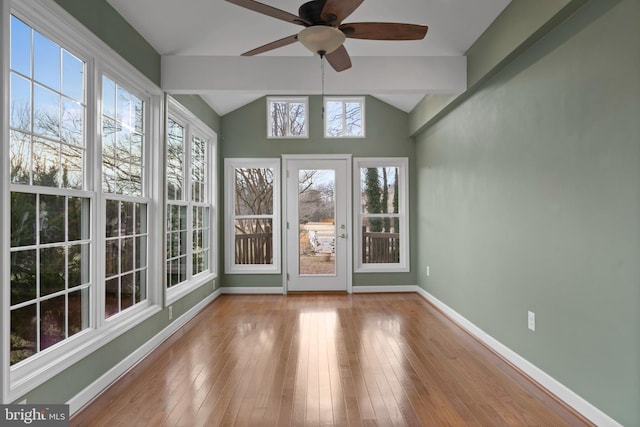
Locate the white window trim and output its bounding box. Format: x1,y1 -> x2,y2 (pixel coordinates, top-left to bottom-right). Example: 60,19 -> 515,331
224,158 -> 281,274
324,96 -> 366,138
266,96 -> 309,139
2,0 -> 165,403
353,157 -> 410,273
165,96 -> 217,305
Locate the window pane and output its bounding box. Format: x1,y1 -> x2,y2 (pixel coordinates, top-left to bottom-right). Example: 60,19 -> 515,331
105,199 -> 119,237
10,16 -> 31,77
234,218 -> 273,265
10,304 -> 37,365
135,270 -> 146,302
289,102 -> 305,136
62,50 -> 83,102
121,273 -> 134,310
33,84 -> 61,139
68,288 -> 89,337
345,102 -> 362,136
362,217 -> 401,264
40,246 -> 65,295
325,101 -> 342,137
61,98 -> 83,146
121,237 -> 134,272
68,197 -> 90,242
11,250 -> 37,305
68,243 -> 90,287
135,203 -> 147,234
105,240 -> 119,277
39,194 -> 65,244
102,76 -> 116,119
10,130 -> 31,184
167,119 -> 184,200
102,77 -> 144,196
10,73 -> 31,131
270,101 -> 286,137
234,168 -> 273,215
121,201 -> 134,236
32,138 -> 59,187
105,277 -> 119,318
40,295 -> 65,350
11,192 -> 37,247
33,30 -> 60,90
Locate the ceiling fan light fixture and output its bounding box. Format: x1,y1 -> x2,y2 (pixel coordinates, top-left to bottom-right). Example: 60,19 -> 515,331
297,26 -> 345,55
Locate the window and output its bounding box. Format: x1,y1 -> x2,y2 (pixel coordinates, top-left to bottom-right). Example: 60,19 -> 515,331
166,98 -> 216,302
267,97 -> 308,138
102,76 -> 149,318
354,158 -> 409,272
4,1 -> 164,401
324,96 -> 365,138
9,14 -> 91,365
225,159 -> 280,274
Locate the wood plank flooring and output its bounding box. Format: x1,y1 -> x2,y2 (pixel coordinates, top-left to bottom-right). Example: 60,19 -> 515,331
71,293 -> 593,426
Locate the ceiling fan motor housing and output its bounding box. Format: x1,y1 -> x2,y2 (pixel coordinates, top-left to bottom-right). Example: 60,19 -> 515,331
299,0 -> 336,25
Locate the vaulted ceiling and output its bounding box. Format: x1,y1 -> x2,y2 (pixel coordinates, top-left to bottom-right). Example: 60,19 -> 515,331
106,0 -> 511,115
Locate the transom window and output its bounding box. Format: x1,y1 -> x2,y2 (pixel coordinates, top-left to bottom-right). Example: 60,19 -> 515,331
324,96 -> 365,138
267,97 -> 308,138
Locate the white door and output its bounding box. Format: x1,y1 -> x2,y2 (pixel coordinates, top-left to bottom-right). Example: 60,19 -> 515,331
284,156 -> 351,292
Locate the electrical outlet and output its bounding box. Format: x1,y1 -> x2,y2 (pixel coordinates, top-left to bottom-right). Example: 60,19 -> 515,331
528,311 -> 535,331
168,305 -> 173,320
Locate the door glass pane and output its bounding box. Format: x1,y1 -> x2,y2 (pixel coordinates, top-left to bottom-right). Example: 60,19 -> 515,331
298,169 -> 335,275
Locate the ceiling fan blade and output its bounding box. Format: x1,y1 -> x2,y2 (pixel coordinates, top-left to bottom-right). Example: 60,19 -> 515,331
241,34 -> 299,56
325,45 -> 352,72
225,0 -> 310,26
320,0 -> 364,25
340,22 -> 428,40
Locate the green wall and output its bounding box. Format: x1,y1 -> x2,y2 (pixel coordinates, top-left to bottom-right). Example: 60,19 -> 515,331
413,0 -> 639,425
15,0 -> 221,407
220,95 -> 417,288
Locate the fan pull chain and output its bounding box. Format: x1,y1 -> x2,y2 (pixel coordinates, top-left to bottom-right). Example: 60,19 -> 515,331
321,54 -> 325,122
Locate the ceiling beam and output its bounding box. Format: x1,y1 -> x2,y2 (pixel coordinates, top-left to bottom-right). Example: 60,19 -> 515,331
161,55 -> 466,95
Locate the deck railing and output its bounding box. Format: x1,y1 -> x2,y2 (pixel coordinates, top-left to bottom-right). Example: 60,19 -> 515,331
362,227 -> 400,263
235,232 -> 273,264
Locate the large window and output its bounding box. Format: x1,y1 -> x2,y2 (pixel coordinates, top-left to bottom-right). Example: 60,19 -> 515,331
354,158 -> 409,272
9,14 -> 91,366
3,2 -> 164,401
166,99 -> 216,302
267,97 -> 308,138
324,96 -> 365,138
225,159 -> 280,274
102,76 -> 149,318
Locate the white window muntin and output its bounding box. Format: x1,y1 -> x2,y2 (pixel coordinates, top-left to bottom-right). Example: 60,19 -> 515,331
353,157 -> 409,272
224,158 -> 280,274
266,96 -> 308,139
166,97 -> 216,304
324,96 -> 365,138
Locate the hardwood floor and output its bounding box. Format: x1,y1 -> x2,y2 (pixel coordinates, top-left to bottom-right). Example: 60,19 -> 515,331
71,293 -> 593,426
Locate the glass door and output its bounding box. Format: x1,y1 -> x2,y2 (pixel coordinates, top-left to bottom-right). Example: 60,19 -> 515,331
284,157 -> 350,292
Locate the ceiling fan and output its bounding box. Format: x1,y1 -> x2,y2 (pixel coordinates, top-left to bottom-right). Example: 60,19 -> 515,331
225,0 -> 428,72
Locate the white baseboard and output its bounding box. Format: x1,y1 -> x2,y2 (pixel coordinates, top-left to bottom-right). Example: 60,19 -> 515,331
352,285 -> 418,293
220,286 -> 284,295
67,288 -> 222,415
415,287 -> 622,427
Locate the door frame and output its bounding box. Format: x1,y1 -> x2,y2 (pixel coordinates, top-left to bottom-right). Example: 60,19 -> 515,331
282,154 -> 352,294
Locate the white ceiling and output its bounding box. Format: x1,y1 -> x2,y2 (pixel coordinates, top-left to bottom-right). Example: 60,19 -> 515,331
106,0 -> 511,115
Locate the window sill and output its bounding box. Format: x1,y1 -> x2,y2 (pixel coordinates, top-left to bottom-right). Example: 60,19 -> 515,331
8,303 -> 161,403
166,272 -> 216,306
